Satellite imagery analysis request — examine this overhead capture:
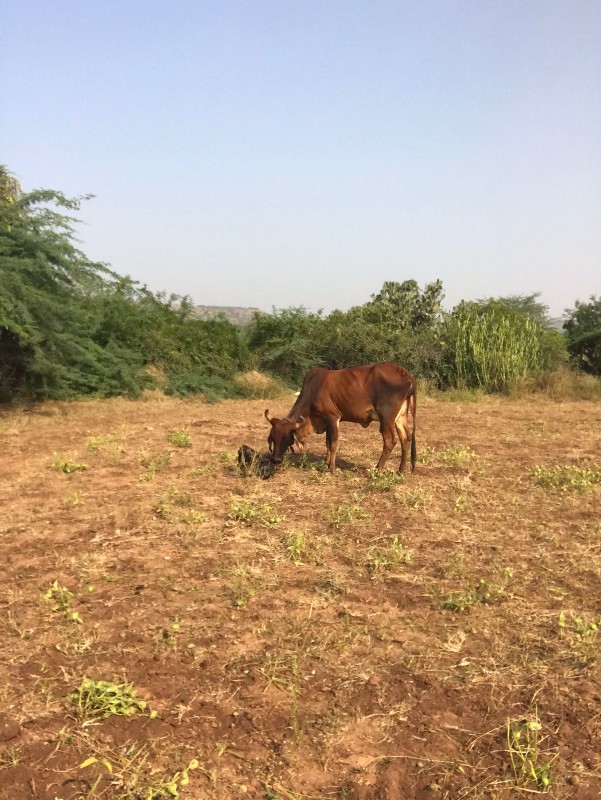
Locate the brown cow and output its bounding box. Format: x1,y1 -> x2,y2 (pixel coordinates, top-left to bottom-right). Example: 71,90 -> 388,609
265,362 -> 416,474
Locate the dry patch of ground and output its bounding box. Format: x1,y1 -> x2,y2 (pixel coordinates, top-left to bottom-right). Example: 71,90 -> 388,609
0,392 -> 600,799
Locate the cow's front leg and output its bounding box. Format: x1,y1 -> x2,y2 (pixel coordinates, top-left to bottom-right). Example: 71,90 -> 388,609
325,418 -> 339,473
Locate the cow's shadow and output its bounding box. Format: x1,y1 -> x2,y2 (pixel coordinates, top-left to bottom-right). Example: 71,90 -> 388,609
284,452 -> 359,472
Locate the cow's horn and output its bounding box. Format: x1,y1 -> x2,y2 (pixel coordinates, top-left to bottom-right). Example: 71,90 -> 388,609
264,409 -> 272,423
295,415 -> 305,429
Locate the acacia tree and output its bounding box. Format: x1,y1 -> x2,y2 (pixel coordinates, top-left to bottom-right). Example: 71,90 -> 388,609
1,166 -> 251,401
0,166 -> 145,399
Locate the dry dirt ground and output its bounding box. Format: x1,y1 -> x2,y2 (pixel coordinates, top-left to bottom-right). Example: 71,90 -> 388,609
0,392 -> 600,800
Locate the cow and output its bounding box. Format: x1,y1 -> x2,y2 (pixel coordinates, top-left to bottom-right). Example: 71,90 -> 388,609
264,362 -> 416,474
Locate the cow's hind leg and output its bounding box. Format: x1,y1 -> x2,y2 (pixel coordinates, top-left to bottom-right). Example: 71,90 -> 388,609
394,399 -> 410,473
376,420 -> 397,470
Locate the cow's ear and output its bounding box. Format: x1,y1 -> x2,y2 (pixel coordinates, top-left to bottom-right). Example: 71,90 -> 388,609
264,409 -> 272,424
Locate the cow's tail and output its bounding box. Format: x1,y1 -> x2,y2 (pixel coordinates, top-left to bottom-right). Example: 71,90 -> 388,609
410,382 -> 417,473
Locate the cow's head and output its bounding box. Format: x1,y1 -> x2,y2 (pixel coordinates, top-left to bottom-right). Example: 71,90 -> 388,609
264,409 -> 304,464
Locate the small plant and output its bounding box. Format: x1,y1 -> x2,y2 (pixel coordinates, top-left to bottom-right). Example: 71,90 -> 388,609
217,450 -> 237,466
558,611 -> 600,662
286,531 -> 307,566
230,564 -> 258,608
0,748 -> 20,769
366,468 -> 404,491
453,494 -> 467,513
507,714 -> 557,790
184,509 -> 207,524
438,445 -> 476,466
43,580 -> 82,624
52,455 -> 88,474
78,750 -> 202,799
227,498 -> 284,527
367,536 -> 412,574
65,490 -> 86,506
402,488 -> 431,510
533,464 -> 601,492
139,452 -> 172,482
70,678 -> 155,722
443,569 -> 513,612
327,495 -> 371,527
154,489 -> 206,526
161,615 -> 184,649
86,434 -> 115,452
189,463 -> 218,476
416,445 -> 436,465
167,428 -> 192,448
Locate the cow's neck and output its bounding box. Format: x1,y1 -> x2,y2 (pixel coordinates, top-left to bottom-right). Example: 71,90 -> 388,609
287,395 -> 311,422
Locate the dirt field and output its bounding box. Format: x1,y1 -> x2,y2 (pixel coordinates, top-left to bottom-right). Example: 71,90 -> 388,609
1,392 -> 600,800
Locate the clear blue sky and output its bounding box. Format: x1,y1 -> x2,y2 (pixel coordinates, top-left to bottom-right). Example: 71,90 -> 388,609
2,1 -> 600,318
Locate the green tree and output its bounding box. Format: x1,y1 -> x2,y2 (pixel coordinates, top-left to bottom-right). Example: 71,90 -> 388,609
0,165 -> 145,400
246,307 -> 324,384
363,279 -> 445,331
0,165 -> 248,402
479,292 -> 550,327
563,296 -> 601,375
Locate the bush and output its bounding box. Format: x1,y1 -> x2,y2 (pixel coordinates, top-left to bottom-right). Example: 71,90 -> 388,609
564,296 -> 601,376
445,301 -> 544,392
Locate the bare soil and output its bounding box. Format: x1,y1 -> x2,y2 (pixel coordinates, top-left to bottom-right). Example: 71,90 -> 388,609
0,392 -> 600,800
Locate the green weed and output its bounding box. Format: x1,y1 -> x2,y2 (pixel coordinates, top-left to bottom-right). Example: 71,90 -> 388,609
77,744 -> 203,799
139,452 -> 172,482
52,455 -> 88,474
416,445 -> 436,465
43,580 -> 82,624
507,714 -> 557,790
367,536 -> 412,574
167,428 -> 192,448
228,498 -> 284,526
366,468 -> 404,491
443,569 -> 513,613
286,531 -> 307,566
70,678 -> 155,722
327,496 -> 371,527
438,445 -> 476,466
230,563 -> 258,608
86,434 -> 115,452
533,464 -> 601,492
402,488 -> 431,510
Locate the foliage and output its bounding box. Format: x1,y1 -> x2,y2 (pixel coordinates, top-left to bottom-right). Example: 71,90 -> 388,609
507,715 -> 557,790
479,292 -> 550,327
445,300 -> 544,392
70,678 -> 154,721
245,306 -> 324,385
563,295 -> 601,376
0,165 -> 249,402
246,281 -> 448,386
364,278 -> 445,331
533,464 -> 601,492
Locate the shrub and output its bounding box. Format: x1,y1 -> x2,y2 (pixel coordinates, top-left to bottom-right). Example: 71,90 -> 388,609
445,301 -> 544,392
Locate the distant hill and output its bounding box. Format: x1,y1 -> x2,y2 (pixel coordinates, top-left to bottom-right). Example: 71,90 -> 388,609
190,305 -> 262,326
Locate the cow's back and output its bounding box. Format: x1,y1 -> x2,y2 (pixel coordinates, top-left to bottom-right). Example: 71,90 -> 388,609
317,363 -> 414,422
